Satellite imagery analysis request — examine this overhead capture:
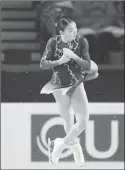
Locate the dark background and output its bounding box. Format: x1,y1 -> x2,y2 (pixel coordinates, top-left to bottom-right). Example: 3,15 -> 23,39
1,1 -> 124,103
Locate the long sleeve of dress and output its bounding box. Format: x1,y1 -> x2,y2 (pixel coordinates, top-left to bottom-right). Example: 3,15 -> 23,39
73,37 -> 91,70
79,37 -> 91,69
40,37 -> 59,69
80,37 -> 90,62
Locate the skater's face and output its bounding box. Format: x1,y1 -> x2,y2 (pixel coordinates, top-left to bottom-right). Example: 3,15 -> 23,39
60,22 -> 77,42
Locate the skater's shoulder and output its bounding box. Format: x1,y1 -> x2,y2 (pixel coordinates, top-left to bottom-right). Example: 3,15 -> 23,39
48,35 -> 61,44
53,35 -> 62,42
48,36 -> 57,42
47,36 -> 57,46
79,35 -> 87,43
78,36 -> 89,47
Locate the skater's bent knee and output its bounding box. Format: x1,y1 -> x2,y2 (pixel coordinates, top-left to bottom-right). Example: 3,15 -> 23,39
85,60 -> 98,74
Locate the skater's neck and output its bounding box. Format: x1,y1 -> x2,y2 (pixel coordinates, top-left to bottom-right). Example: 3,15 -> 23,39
61,35 -> 70,43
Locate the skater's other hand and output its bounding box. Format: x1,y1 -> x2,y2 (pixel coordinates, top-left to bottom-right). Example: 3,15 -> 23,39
58,55 -> 70,65
63,48 -> 75,60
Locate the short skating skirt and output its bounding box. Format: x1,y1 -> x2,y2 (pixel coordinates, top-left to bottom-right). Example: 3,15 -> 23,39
40,78 -> 83,96
40,60 -> 98,96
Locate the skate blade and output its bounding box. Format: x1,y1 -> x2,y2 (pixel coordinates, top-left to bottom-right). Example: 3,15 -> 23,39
80,164 -> 85,169
79,161 -> 85,169
48,138 -> 54,164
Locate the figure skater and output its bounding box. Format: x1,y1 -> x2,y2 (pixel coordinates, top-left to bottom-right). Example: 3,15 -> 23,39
40,17 -> 98,167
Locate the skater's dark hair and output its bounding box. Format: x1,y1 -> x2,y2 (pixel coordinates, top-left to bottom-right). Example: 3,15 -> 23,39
57,17 -> 75,32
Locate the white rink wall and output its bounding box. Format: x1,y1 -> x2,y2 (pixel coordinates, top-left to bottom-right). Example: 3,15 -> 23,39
1,103 -> 124,169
